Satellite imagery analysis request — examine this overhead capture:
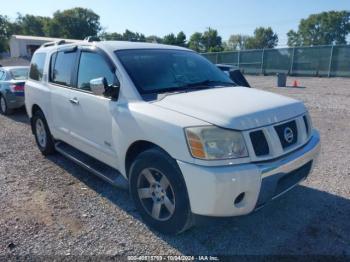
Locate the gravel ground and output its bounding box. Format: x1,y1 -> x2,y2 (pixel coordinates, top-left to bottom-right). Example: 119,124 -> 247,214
0,76 -> 349,258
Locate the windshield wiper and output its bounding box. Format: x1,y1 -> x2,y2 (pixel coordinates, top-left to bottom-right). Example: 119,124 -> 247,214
153,80 -> 234,100
184,80 -> 234,88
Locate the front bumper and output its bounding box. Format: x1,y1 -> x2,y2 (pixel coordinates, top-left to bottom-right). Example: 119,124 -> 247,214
177,130 -> 321,217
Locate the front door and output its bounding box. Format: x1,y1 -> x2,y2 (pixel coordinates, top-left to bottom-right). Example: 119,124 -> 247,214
68,49 -> 120,168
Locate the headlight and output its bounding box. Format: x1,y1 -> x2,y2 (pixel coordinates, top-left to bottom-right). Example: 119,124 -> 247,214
185,126 -> 248,160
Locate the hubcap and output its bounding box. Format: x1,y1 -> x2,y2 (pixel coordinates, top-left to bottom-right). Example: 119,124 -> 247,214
35,119 -> 47,148
0,97 -> 6,113
137,168 -> 175,221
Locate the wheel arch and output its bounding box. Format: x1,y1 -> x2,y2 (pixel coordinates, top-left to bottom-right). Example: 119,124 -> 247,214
30,104 -> 45,134
124,140 -> 172,178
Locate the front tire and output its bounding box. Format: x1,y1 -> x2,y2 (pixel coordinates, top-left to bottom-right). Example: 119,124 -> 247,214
32,110 -> 55,155
0,95 -> 13,115
129,148 -> 193,234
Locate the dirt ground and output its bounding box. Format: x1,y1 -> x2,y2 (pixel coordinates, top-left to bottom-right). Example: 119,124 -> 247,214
0,75 -> 349,258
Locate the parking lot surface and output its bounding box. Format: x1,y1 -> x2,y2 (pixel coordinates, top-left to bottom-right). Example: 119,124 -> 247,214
0,76 -> 349,256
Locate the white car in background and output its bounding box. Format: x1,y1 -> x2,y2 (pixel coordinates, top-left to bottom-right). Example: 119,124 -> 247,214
25,40 -> 320,234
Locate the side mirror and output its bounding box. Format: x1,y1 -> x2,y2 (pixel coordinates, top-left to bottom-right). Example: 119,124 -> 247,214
229,69 -> 251,88
90,77 -> 106,96
90,77 -> 120,100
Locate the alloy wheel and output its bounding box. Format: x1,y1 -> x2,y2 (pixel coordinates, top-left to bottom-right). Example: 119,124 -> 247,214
35,119 -> 47,148
137,168 -> 176,221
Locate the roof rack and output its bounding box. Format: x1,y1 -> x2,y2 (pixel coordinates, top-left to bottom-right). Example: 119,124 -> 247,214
42,40 -> 67,47
84,36 -> 101,42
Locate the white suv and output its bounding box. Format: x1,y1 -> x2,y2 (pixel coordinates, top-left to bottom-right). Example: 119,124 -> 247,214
25,40 -> 320,234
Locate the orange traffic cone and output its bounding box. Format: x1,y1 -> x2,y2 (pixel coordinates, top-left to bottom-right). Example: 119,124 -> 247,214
292,80 -> 299,87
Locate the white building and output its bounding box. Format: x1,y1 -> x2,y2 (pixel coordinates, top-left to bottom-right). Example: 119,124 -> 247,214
9,35 -> 79,58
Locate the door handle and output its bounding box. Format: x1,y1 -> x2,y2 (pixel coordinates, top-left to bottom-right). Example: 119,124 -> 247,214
69,97 -> 79,105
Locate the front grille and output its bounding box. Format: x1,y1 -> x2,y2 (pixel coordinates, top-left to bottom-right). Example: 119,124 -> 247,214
250,130 -> 269,156
303,115 -> 309,136
274,120 -> 298,149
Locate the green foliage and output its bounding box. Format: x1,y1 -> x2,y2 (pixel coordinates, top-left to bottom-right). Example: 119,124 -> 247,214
12,14 -> 50,36
226,34 -> 250,50
145,35 -> 163,43
122,29 -> 146,42
4,7 -> 350,55
47,7 -> 101,39
100,30 -> 146,42
162,33 -> 177,45
202,28 -> 223,52
286,30 -> 302,47
188,28 -> 223,52
287,11 -> 350,47
100,32 -> 123,41
162,31 -> 187,46
188,32 -> 203,52
0,15 -> 11,52
245,27 -> 278,49
176,31 -> 186,47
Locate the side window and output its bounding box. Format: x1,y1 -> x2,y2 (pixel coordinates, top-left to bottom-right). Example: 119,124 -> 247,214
77,52 -> 117,91
0,71 -> 4,80
29,53 -> 46,81
51,51 -> 77,86
49,52 -> 57,82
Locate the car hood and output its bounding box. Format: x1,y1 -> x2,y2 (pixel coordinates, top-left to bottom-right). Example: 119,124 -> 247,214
153,86 -> 306,130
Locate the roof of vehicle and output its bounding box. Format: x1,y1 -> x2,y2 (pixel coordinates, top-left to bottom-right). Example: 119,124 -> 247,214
0,66 -> 29,71
36,40 -> 191,53
96,41 -> 190,52
11,35 -> 80,42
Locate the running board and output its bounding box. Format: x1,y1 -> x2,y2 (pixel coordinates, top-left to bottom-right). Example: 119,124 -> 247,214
55,141 -> 128,190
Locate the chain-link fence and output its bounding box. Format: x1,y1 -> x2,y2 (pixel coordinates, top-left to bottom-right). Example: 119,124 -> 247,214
202,45 -> 350,77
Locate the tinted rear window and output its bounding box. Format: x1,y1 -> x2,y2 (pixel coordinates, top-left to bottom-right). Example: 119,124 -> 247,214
29,53 -> 46,81
51,51 -> 77,86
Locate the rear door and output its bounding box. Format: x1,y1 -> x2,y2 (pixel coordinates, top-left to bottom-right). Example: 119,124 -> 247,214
49,47 -> 79,144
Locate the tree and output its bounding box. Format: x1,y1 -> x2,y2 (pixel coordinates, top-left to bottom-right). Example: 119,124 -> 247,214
162,31 -> 186,46
162,33 -> 177,45
287,11 -> 350,47
100,32 -> 123,41
175,31 -> 186,46
146,35 -> 163,43
245,27 -> 278,49
0,15 -> 11,52
286,30 -> 302,47
13,14 -> 50,36
188,32 -> 203,52
47,7 -> 101,39
226,34 -> 250,50
122,29 -> 146,42
201,27 -> 223,52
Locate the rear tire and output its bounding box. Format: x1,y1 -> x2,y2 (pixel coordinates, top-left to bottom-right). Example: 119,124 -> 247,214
32,110 -> 55,155
0,95 -> 13,115
129,148 -> 193,235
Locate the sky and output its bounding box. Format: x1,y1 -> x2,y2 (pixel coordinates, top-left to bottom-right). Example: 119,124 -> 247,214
1,0 -> 349,46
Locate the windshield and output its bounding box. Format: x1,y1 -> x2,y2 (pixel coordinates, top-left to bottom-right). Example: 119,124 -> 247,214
115,49 -> 235,94
10,68 -> 29,80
